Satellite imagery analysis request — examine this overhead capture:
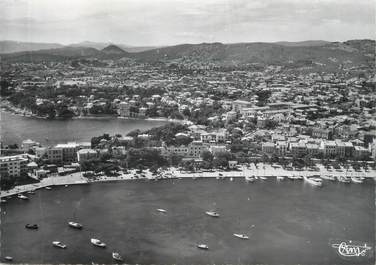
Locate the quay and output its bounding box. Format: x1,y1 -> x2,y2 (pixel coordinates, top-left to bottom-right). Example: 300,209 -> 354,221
1,163 -> 375,199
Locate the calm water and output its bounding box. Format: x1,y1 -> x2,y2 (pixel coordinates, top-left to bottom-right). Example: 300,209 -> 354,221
0,111 -> 167,145
1,178 -> 375,265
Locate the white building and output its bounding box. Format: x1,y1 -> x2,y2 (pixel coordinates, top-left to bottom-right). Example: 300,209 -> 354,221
55,142 -> 79,162
161,141 -> 207,159
22,139 -> 39,151
77,149 -> 98,162
0,155 -> 28,177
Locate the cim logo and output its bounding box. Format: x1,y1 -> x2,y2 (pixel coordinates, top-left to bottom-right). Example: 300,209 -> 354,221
331,239 -> 373,260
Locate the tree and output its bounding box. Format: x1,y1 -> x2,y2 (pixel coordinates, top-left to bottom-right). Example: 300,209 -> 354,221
56,104 -> 74,118
182,108 -> 191,117
303,154 -> 313,168
201,150 -> 214,163
8,144 -> 19,149
127,129 -> 141,138
126,148 -> 167,168
255,90 -> 271,106
180,159 -> 195,171
175,135 -> 193,146
167,153 -> 183,166
213,151 -> 234,168
91,134 -> 111,148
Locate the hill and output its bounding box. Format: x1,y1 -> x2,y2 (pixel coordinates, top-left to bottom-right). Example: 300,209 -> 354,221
1,40 -> 374,72
0,40 -> 64,54
131,40 -> 375,70
101,44 -> 126,55
0,46 -> 100,63
70,41 -> 159,53
274,40 -> 329,47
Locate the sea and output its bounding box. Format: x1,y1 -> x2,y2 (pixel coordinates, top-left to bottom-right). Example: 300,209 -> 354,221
1,178 -> 375,264
0,110 -> 168,145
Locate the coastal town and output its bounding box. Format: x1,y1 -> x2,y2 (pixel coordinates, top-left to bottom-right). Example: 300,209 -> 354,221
1,0 -> 376,263
1,50 -> 376,194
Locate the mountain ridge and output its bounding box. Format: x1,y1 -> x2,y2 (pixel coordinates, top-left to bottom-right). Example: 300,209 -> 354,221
1,39 -> 374,72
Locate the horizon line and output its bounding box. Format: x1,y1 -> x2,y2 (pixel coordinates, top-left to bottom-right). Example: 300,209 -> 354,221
1,38 -> 375,48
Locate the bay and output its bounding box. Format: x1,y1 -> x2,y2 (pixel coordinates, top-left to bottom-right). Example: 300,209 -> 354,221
1,111 -> 168,145
1,178 -> 374,265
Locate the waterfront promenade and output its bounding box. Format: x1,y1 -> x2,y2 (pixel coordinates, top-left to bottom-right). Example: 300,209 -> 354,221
1,163 -> 375,199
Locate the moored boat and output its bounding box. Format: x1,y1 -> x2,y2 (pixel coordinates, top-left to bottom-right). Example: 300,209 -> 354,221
321,175 -> 336,181
351,176 -> 363,184
90,238 -> 106,248
337,176 -> 351,183
233,233 -> 249,239
277,176 -> 284,181
205,211 -> 220,217
68,221 -> 83,229
288,175 -> 303,180
157,208 -> 167,213
304,176 -> 323,187
112,252 -> 123,261
45,187 -> 52,190
52,241 -> 67,249
245,176 -> 255,182
259,176 -> 267,180
4,256 -> 13,262
17,194 -> 29,200
197,244 -> 209,250
25,224 -> 38,229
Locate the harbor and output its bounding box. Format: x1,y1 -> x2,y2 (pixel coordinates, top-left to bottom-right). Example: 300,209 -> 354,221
0,163 -> 376,198
1,162 -> 375,199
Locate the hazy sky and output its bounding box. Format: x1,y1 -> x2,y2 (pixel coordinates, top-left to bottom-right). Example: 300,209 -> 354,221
0,0 -> 374,45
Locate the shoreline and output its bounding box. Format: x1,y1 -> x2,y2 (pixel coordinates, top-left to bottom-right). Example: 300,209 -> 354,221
1,165 -> 375,199
1,101 -> 185,123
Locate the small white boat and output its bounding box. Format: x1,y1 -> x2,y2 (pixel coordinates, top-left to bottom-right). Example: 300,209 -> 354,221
17,194 -> 29,200
1,199 -> 7,203
321,175 -> 336,181
91,238 -> 106,248
112,252 -> 123,261
351,177 -> 363,184
259,176 -> 267,180
45,187 -> 52,190
52,241 -> 67,249
245,176 -> 255,182
197,244 -> 209,250
230,177 -> 234,181
205,211 -> 220,217
304,177 -> 323,187
233,233 -> 249,239
4,256 -> 13,261
65,185 -> 69,187
68,221 -> 83,229
337,176 -> 351,183
157,208 -> 167,213
277,176 -> 284,181
27,190 -> 35,194
289,175 -> 303,180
